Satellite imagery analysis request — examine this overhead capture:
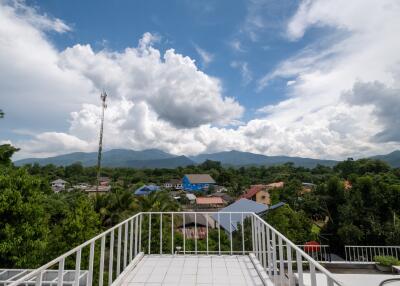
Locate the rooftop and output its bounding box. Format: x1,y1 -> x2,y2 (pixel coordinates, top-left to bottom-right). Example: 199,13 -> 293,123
7,211 -> 399,286
196,196 -> 224,205
185,174 -> 216,184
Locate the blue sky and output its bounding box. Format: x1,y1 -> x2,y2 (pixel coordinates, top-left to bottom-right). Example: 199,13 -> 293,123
27,0 -> 307,120
1,0 -> 400,160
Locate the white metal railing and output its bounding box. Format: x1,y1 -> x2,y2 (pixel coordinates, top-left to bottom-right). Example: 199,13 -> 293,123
296,245 -> 332,262
345,245 -> 400,262
8,212 -> 343,286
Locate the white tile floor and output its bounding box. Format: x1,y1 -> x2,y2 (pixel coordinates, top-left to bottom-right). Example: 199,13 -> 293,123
120,255 -> 268,286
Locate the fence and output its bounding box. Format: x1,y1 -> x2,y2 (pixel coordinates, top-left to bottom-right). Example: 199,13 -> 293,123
345,245 -> 400,262
8,212 -> 343,286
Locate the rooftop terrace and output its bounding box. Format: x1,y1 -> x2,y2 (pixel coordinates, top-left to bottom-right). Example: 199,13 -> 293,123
5,212 -> 399,286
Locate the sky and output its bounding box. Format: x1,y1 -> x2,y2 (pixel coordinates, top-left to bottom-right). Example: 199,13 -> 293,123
1,0 -> 400,160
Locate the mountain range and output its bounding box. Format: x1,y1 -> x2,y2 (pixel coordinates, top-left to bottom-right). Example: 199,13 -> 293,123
14,149 -> 400,169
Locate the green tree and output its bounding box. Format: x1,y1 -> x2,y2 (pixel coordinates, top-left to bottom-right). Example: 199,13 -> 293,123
0,144 -> 20,166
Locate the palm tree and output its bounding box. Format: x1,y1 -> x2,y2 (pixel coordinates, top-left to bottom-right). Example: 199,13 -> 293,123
136,191 -> 180,212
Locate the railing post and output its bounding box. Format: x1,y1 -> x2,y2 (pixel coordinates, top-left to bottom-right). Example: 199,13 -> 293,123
241,213 -> 245,255
117,225 -> 122,276
183,213 -> 186,255
99,236 -> 105,286
88,241 -> 95,286
124,222 -> 128,269
194,213 -> 197,255
74,249 -> 81,286
251,214 -> 255,253
148,213 -> 152,254
134,215 -> 139,256
266,225 -> 272,277
278,236 -> 284,285
129,219 -> 133,262
296,250 -> 304,286
206,213 -> 209,255
57,258 -> 65,286
261,223 -> 266,269
310,263 -> 317,286
108,230 -> 114,285
272,232 -> 277,285
218,212 -> 221,255
287,244 -> 293,286
139,214 -> 142,253
229,213 -> 233,255
35,271 -> 43,286
171,213 -> 174,254
160,213 -> 163,254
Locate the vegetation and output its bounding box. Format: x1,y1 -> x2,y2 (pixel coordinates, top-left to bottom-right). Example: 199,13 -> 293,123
1,139 -> 399,268
374,256 -> 400,267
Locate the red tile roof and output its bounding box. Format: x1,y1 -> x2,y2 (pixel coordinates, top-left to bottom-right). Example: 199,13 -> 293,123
196,197 -> 224,205
241,184 -> 267,199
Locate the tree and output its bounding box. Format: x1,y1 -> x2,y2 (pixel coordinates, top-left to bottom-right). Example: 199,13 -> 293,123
0,167 -> 50,267
0,144 -> 20,166
264,205 -> 315,244
0,109 -> 3,118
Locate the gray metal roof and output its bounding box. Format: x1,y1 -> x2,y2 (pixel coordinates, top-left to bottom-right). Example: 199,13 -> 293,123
212,198 -> 268,233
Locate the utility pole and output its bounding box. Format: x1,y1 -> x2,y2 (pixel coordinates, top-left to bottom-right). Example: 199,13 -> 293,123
96,91 -> 107,194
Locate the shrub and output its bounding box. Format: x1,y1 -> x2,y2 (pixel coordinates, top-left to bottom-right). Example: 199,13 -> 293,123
374,256 -> 400,267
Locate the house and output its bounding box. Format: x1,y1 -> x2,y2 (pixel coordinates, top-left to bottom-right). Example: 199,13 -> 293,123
241,184 -> 271,205
164,179 -> 183,190
266,181 -> 284,189
134,185 -> 160,196
195,197 -> 225,209
214,185 -> 228,193
51,179 -> 67,192
99,177 -> 110,186
209,192 -> 234,204
213,199 -> 285,234
177,213 -> 216,239
185,193 -> 196,204
85,185 -> 111,196
301,182 -> 316,194
182,174 -> 216,192
212,198 -> 268,234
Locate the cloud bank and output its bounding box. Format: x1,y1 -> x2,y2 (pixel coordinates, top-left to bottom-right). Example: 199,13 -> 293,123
1,0 -> 400,161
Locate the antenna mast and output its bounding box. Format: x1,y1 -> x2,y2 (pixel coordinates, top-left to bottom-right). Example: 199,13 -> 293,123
96,91 -> 107,193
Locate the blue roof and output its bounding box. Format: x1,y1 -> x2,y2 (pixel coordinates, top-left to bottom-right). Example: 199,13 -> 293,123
212,199 -> 268,233
134,185 -> 160,195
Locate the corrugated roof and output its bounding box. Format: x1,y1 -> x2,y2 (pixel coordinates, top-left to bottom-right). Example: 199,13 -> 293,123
185,174 -> 216,184
185,193 -> 196,200
196,197 -> 224,205
134,185 -> 160,195
212,198 -> 268,233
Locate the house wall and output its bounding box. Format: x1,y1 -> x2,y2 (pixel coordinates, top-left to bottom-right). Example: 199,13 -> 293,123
255,190 -> 270,205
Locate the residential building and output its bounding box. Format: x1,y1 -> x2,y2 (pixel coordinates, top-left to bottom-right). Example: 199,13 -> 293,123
134,184 -> 160,196
266,181 -> 284,189
209,192 -> 234,204
185,193 -> 196,204
195,196 -> 225,209
214,185 -> 228,193
241,184 -> 271,205
213,198 -> 268,234
85,185 -> 111,196
50,179 -> 67,192
182,174 -> 216,192
99,177 -> 110,186
177,213 -> 215,239
301,182 -> 317,194
163,179 -> 183,190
